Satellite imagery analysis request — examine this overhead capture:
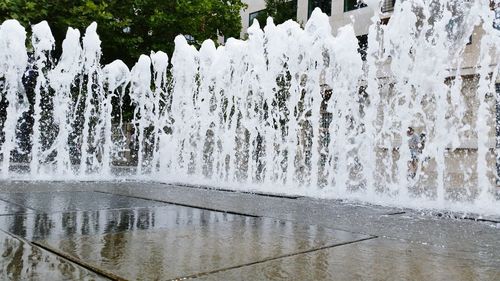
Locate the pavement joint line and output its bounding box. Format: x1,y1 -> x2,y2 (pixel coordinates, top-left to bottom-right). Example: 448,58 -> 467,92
475,217 -> 500,223
249,203 -> 455,240
0,213 -> 33,217
435,212 -> 500,224
0,205 -> 174,217
97,189 -> 377,238
163,182 -> 303,200
92,190 -> 262,218
171,235 -> 378,281
0,197 -> 38,211
31,240 -> 126,281
233,212 -> 377,238
385,211 -> 406,216
159,183 -> 500,224
0,229 -> 120,281
0,190 -> 134,214
457,215 -> 500,224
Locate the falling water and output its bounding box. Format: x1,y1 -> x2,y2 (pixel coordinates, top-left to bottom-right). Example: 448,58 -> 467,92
0,0 -> 498,215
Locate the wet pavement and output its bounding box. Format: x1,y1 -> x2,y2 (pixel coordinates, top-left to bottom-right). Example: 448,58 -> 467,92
0,230 -> 107,280
0,181 -> 496,280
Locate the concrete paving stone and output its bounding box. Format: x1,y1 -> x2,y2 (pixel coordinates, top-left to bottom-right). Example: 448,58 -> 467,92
34,217 -> 370,280
0,181 -> 497,281
88,182 -> 500,262
0,181 -> 108,193
194,237 -> 500,281
0,198 -> 34,216
0,190 -> 169,212
0,205 -> 244,241
89,181 -> 400,222
0,230 -> 108,281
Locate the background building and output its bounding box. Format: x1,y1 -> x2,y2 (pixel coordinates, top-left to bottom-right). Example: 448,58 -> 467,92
240,1 -> 389,36
237,0 -> 500,189
240,0 -> 267,38
238,0 -> 391,56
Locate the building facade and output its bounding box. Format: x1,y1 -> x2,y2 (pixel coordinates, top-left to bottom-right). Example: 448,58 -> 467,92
240,0 -> 387,36
240,0 -> 267,38
237,0 -> 500,191
240,0 -> 498,46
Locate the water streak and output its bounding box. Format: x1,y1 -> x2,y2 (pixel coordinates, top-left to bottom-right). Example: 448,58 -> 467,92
0,1 -> 498,215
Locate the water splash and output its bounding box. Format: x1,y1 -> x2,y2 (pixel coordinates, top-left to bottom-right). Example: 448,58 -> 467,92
0,1 -> 498,215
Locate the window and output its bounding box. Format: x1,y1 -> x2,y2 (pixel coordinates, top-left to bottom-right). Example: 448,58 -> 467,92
249,9 -> 266,26
344,0 -> 367,12
496,83 -> 500,183
308,0 -> 332,19
184,34 -> 195,44
381,0 -> 396,13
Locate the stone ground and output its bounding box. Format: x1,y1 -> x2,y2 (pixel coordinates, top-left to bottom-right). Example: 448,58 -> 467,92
0,180 -> 497,280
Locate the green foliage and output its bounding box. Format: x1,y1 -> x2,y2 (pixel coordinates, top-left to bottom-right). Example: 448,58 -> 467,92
256,0 -> 297,26
0,0 -> 246,66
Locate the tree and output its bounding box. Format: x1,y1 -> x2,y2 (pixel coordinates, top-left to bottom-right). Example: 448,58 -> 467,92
0,0 -> 246,66
255,0 -> 297,26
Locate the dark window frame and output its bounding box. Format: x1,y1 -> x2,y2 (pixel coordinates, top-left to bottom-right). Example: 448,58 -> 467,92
496,83 -> 500,183
344,0 -> 367,13
381,0 -> 396,13
249,9 -> 266,26
308,0 -> 332,19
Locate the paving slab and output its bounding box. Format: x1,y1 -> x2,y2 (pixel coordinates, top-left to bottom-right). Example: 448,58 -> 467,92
89,182 -> 399,222
0,190 -> 169,212
0,193 -> 371,280
0,199 -> 34,215
34,217 -> 370,280
0,206 -> 248,241
86,182 -> 500,261
0,181 -> 497,281
193,237 -> 500,281
0,181 -> 107,193
0,230 -> 108,281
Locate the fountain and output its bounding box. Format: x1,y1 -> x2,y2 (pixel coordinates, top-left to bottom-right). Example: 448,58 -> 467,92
0,0 -> 498,215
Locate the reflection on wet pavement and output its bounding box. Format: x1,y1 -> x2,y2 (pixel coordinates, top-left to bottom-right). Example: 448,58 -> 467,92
0,191 -> 169,212
0,230 -> 108,280
34,216 -> 369,280
194,237 -> 500,281
0,199 -> 34,215
0,189 -> 371,280
0,184 -> 496,281
0,206 -> 243,240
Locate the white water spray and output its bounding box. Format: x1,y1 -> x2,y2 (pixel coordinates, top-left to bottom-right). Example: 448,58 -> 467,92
0,1 -> 498,215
